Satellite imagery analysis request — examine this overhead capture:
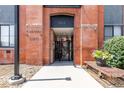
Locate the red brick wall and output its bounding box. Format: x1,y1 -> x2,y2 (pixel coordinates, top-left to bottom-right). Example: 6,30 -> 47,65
0,5 -> 104,65
20,5 -> 26,64
80,6 -> 104,64
98,5 -> 104,48
0,6 -> 27,64
25,5 -> 43,65
81,6 -> 99,64
0,49 -> 14,64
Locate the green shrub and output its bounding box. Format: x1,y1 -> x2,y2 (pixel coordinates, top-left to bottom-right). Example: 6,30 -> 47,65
104,36 -> 124,69
92,50 -> 112,60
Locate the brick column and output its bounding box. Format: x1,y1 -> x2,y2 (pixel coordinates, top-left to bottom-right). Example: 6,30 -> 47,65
73,9 -> 81,65
20,5 -> 26,64
25,5 -> 43,65
42,8 -> 51,65
81,6 -> 99,64
98,5 -> 104,48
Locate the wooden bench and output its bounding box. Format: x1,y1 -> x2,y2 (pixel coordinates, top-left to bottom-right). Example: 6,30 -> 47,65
84,61 -> 124,86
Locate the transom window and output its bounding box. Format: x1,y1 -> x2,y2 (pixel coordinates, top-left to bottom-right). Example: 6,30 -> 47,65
51,15 -> 74,28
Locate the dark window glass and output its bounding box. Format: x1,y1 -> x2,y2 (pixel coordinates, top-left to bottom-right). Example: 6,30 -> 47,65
51,15 -> 74,28
105,27 -> 112,36
104,26 -> 113,40
104,26 -> 122,40
104,5 -> 122,24
0,6 -> 15,24
104,5 -> 123,41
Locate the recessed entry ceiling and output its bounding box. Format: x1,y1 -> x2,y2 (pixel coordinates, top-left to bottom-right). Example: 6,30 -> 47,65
52,28 -> 74,36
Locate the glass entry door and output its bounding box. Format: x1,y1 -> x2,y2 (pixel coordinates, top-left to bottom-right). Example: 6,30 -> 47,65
54,36 -> 73,61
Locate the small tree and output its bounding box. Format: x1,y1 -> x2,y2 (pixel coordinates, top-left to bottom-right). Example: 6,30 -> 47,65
104,36 -> 124,69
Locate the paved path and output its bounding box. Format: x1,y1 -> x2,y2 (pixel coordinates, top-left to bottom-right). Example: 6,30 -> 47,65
22,62 -> 103,88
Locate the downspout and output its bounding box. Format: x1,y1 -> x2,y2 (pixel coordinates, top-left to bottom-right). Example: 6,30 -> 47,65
122,5 -> 124,35
98,5 -> 100,49
80,6 -> 83,67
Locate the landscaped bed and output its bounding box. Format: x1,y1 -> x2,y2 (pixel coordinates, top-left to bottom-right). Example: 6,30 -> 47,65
0,64 -> 41,88
83,65 -> 115,88
84,61 -> 124,87
87,36 -> 124,88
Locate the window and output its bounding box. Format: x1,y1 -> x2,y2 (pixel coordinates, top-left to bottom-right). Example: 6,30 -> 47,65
0,25 -> 15,47
104,5 -> 123,40
104,26 -> 113,40
1,26 -> 9,46
104,26 -> 122,40
51,15 -> 74,28
0,5 -> 15,47
104,6 -> 122,24
114,26 -> 121,36
10,25 -> 15,46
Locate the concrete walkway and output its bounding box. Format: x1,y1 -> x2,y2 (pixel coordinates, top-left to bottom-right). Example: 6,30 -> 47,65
22,61 -> 103,88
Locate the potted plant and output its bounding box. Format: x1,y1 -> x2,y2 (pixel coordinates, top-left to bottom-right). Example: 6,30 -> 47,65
92,50 -> 113,66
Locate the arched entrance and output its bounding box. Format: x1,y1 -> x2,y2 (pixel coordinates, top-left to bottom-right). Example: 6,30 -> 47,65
43,8 -> 81,65
50,15 -> 74,62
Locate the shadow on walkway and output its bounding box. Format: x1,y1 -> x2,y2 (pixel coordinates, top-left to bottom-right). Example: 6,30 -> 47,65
27,77 -> 72,82
48,61 -> 75,66
22,60 -> 103,88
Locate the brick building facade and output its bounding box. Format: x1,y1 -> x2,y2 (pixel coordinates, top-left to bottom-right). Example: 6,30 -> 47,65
0,5 -> 122,66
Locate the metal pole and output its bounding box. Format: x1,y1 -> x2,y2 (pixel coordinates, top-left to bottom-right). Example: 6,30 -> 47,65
11,5 -> 22,80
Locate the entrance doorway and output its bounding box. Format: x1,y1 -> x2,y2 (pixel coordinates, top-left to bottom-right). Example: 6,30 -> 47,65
50,15 -> 74,62
54,35 -> 73,61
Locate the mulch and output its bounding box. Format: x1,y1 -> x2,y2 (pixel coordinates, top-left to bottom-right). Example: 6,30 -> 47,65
0,64 -> 41,88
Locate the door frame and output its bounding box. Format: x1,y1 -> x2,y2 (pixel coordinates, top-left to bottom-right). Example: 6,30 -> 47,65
43,8 -> 81,65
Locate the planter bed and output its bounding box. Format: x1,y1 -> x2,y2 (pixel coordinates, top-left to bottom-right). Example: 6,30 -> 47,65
84,61 -> 124,87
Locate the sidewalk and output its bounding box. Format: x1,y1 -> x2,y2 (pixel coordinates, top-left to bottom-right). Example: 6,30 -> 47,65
22,61 -> 103,88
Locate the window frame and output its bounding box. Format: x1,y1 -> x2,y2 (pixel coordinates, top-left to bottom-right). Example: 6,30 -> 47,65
0,5 -> 17,48
104,25 -> 123,41
0,24 -> 15,48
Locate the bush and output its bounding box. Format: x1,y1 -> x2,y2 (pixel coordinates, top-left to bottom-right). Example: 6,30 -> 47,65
104,36 -> 124,69
92,50 -> 112,60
